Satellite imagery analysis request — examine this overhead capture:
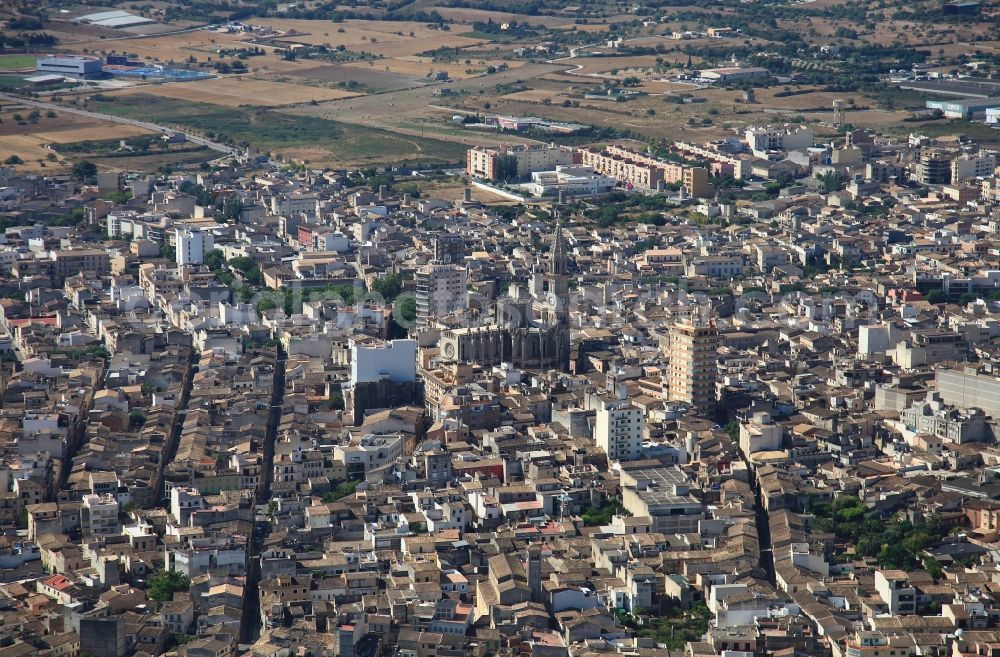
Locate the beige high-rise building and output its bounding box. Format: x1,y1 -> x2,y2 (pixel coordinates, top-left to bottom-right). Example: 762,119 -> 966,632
667,319 -> 719,415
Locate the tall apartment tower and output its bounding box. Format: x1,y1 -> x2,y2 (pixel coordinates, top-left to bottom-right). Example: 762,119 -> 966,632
414,263 -> 468,329
667,318 -> 719,415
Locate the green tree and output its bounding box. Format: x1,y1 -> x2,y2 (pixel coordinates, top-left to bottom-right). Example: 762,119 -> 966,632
493,154 -> 518,180
220,197 -> 243,222
595,206 -> 619,228
129,410 -> 147,428
398,297 -> 417,322
147,569 -> 189,602
72,160 -> 97,182
204,249 -> 226,272
924,556 -> 944,581
926,289 -> 947,304
228,256 -> 262,286
321,480 -> 358,503
371,273 -> 404,301
818,171 -> 846,193
581,503 -> 618,526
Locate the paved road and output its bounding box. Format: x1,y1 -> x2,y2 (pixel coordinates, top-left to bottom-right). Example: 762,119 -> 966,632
0,92 -> 241,157
734,439 -> 776,586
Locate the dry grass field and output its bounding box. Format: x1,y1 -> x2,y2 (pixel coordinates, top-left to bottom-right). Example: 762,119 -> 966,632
254,18 -> 486,58
776,17 -> 993,49
356,35 -> 485,59
0,134 -> 64,171
0,106 -> 150,139
33,124 -> 153,142
421,7 -> 590,28
0,122 -> 158,172
431,181 -> 515,204
285,63 -> 426,90
0,104 -> 155,171
342,58 -> 461,81
68,30 -> 249,64
426,8 -> 624,31
103,77 -> 362,107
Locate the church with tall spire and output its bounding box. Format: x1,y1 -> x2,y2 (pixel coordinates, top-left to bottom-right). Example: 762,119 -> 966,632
438,220 -> 572,372
549,216 -> 569,276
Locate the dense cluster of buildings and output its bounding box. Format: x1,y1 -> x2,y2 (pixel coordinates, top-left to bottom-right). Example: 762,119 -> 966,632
468,143 -> 714,197
467,125 -> 837,198
5,112 -> 1000,657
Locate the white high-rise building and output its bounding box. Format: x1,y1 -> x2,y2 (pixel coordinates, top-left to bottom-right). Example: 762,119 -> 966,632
415,263 -> 468,328
176,227 -> 214,266
595,396 -> 644,463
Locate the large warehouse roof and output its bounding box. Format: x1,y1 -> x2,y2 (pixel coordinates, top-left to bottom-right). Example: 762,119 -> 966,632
75,10 -> 155,27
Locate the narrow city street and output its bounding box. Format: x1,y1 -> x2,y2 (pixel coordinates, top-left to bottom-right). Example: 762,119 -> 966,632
239,350 -> 285,645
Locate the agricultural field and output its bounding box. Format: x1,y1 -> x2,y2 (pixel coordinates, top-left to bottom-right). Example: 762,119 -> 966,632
343,57 -> 525,82
275,122 -> 467,167
84,93 -> 467,167
286,63 -> 427,91
253,18 -> 488,58
0,105 -> 152,141
30,124 -> 154,143
419,7 -> 588,28
0,134 -> 65,171
287,61 -> 563,146
0,104 -> 157,172
79,147 -> 214,173
67,30 -> 250,65
424,6 -> 638,30
103,77 -> 362,107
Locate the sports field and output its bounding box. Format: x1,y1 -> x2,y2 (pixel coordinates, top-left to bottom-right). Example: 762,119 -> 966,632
0,54 -> 37,70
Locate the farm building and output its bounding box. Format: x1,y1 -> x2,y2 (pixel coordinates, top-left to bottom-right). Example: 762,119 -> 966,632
700,67 -> 770,83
